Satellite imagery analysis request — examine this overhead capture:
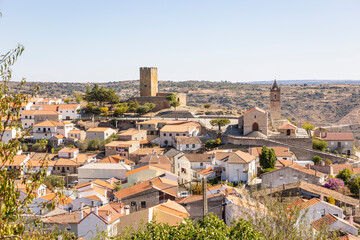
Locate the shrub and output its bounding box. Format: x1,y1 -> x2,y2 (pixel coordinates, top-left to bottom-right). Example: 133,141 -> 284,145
327,195 -> 335,205
22,143 -> 28,152
322,178 -> 344,191
88,138 -> 101,150
260,168 -> 276,174
336,168 -> 353,184
204,104 -> 211,109
42,175 -> 64,189
312,155 -> 322,165
324,159 -> 332,166
350,177 -> 360,195
313,138 -> 328,151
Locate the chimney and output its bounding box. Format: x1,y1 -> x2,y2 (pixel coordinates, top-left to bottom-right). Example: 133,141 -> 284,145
137,125 -> 140,130
79,202 -> 84,220
320,195 -> 324,201
307,164 -> 310,169
104,187 -> 108,198
106,211 -> 111,222
125,205 -> 130,215
225,189 -> 229,197
94,205 -> 98,215
110,178 -> 114,185
349,216 -> 354,225
149,180 -> 153,186
315,170 -> 318,177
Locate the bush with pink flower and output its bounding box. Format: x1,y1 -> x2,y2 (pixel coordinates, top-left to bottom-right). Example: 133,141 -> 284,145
322,178 -> 344,191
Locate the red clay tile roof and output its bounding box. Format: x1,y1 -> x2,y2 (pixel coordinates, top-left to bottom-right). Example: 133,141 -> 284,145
278,123 -> 297,129
311,213 -> 338,231
317,132 -> 354,141
114,177 -> 177,200
275,159 -> 294,168
197,167 -> 215,175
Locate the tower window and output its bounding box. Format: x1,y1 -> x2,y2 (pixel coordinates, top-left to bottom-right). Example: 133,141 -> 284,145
144,85 -> 147,87
274,94 -> 277,100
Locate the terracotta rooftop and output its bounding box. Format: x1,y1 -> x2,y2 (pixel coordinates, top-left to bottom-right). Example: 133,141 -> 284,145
311,213 -> 338,231
275,159 -> 294,168
97,155 -> 134,165
33,120 -> 61,127
183,153 -> 212,162
58,147 -> 79,153
87,127 -> 113,132
225,151 -> 256,164
58,104 -> 80,110
131,147 -> 165,156
278,123 -> 297,130
197,167 -> 215,176
54,158 -> 79,166
2,155 -> 28,166
139,153 -> 171,165
160,125 -> 194,133
68,130 -> 85,134
316,132 -> 354,141
249,147 -> 291,158
118,128 -> 146,136
238,106 -> 266,118
114,177 -> 178,200
105,140 -> 138,147
175,136 -> 202,145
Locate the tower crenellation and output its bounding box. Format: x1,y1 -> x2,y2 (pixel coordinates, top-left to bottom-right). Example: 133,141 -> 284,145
140,67 -> 158,97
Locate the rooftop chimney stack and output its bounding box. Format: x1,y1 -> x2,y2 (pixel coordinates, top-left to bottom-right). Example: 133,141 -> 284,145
79,202 -> 84,220
94,205 -> 98,215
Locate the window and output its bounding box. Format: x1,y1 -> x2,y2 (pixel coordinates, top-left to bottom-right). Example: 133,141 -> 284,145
148,125 -> 151,128
169,133 -> 172,137
131,201 -> 136,206
25,123 -> 27,126
293,175 -> 298,180
279,175 -> 283,180
48,128 -> 50,131
186,144 -> 189,148
192,144 -> 196,148
345,142 -> 348,146
25,116 -> 28,119
331,142 -> 334,146
200,163 -> 203,167
176,134 -> 179,136
141,201 -> 146,208
163,133 -> 166,136
67,167 -> 69,171
254,115 -> 256,119
333,214 -> 338,217
183,134 -> 186,136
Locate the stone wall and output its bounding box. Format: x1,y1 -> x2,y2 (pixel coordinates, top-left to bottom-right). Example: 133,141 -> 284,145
140,67 -> 158,97
220,135 -> 348,163
131,92 -> 187,112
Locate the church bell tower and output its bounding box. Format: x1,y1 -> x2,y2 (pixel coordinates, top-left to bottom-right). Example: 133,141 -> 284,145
270,79 -> 281,121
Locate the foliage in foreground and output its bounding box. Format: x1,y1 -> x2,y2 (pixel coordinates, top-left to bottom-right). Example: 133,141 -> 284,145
117,213 -> 264,240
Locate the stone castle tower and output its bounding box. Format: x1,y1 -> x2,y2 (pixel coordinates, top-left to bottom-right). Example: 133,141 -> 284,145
270,79 -> 281,120
140,67 -> 158,97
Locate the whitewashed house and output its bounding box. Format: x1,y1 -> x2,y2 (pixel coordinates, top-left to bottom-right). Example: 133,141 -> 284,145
160,125 -> 199,147
175,136 -> 202,152
58,104 -> 82,120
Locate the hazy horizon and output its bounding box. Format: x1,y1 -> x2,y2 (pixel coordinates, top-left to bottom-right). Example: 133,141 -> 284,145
1,1 -> 360,83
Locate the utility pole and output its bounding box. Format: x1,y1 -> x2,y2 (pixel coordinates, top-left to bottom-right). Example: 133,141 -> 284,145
203,176 -> 208,216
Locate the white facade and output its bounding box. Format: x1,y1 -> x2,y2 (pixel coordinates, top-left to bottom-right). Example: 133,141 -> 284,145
222,161 -> 256,184
78,163 -> 128,184
176,143 -> 201,152
59,104 -> 81,120
175,155 -> 195,184
78,212 -> 120,240
33,125 -> 58,140
160,126 -> 199,147
1,128 -> 19,143
301,200 -> 343,224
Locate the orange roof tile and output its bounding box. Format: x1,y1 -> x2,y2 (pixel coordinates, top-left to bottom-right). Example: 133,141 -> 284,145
278,123 -> 297,129
197,167 -> 215,175
311,214 -> 338,231
55,158 -> 79,166
87,127 -> 114,132
58,147 -> 78,153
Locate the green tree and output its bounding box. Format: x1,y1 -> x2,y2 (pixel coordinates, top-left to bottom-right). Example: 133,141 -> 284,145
302,122 -> 315,131
74,93 -> 83,104
42,175 -> 65,189
89,138 -> 101,150
22,143 -> 28,152
204,104 -> 211,109
114,181 -> 123,191
114,106 -> 128,116
64,97 -> 71,104
128,100 -> 139,113
167,93 -> 180,111
313,138 -> 328,151
76,140 -> 88,152
210,118 -> 231,132
350,177 -> 360,195
336,168 -> 353,184
312,155 -> 322,165
144,102 -> 156,111
259,146 -> 276,169
100,107 -> 109,116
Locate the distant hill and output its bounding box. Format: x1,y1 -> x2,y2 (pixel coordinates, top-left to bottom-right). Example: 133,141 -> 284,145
248,80 -> 360,85
8,80 -> 360,127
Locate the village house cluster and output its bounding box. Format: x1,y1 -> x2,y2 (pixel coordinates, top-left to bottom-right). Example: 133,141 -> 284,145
2,73 -> 360,239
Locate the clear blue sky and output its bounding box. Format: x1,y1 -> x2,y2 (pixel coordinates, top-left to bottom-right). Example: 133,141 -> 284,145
0,0 -> 359,82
